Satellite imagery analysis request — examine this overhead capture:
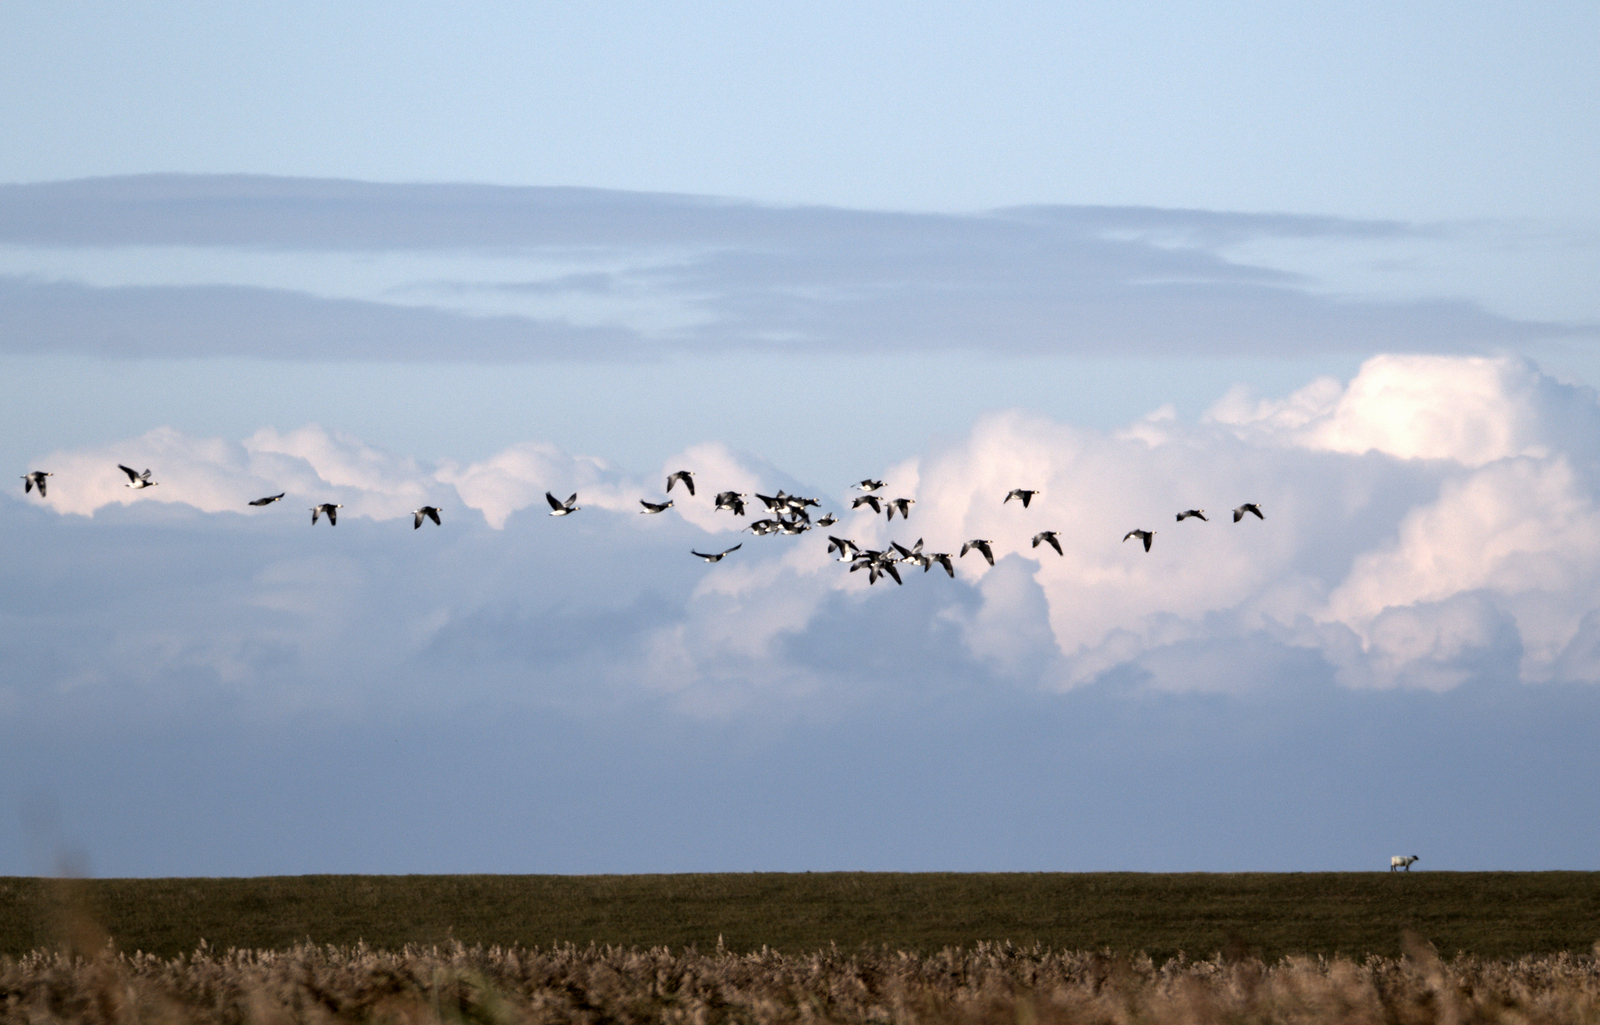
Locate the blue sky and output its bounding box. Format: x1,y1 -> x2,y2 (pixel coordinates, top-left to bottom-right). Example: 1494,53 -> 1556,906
3,2 -> 1600,877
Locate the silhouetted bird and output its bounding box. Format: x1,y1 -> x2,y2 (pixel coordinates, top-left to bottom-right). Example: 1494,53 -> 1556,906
1005,489 -> 1039,507
1176,509 -> 1207,522
1032,530 -> 1063,555
691,544 -> 741,562
311,503 -> 342,526
960,539 -> 996,566
1123,528 -> 1154,551
1233,502 -> 1264,522
21,471 -> 51,497
413,506 -> 442,529
119,464 -> 157,489
666,470 -> 696,495
249,493 -> 285,506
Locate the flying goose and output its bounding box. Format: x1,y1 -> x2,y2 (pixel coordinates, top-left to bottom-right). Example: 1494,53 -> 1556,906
927,552 -> 955,578
413,506 -> 442,529
853,479 -> 885,492
827,536 -> 861,561
960,539 -> 996,566
546,492 -> 579,516
666,470 -> 696,496
1005,489 -> 1039,507
21,471 -> 51,497
1031,530 -> 1063,556
639,499 -> 674,514
1233,502 -> 1264,522
713,491 -> 748,516
1176,509 -> 1207,522
886,497 -> 915,521
851,494 -> 882,514
691,544 -> 742,563
311,503 -> 342,526
119,464 -> 157,488
815,512 -> 837,527
248,493 -> 285,506
1123,528 -> 1154,551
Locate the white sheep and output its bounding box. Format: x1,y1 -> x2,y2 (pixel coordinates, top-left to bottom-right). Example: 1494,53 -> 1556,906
1390,854 -> 1419,872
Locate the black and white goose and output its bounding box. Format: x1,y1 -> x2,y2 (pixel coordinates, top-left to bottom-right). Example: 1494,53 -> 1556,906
119,464 -> 157,489
1123,528 -> 1154,551
546,492 -> 579,516
960,539 -> 996,566
1004,489 -> 1039,508
639,499 -> 674,514
249,493 -> 285,506
666,470 -> 696,496
413,506 -> 442,529
1233,502 -> 1264,522
853,479 -> 885,492
893,539 -> 931,571
827,536 -> 861,561
713,492 -> 748,516
1031,530 -> 1063,556
311,503 -> 342,526
815,512 -> 837,527
1176,509 -> 1207,522
886,497 -> 915,521
691,544 -> 741,563
21,471 -> 51,497
851,494 -> 882,514
927,552 -> 955,578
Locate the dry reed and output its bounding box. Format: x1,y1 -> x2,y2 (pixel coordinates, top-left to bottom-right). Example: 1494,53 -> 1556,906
3,938 -> 1599,1025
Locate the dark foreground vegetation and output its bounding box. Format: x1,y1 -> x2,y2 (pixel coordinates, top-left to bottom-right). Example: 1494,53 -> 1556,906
5,938 -> 1600,1025
4,872 -> 1599,962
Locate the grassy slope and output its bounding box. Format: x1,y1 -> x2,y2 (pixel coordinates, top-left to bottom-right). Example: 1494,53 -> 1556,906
2,872 -> 1597,961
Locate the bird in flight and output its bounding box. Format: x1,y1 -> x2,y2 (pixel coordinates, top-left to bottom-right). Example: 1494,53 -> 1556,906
815,512 -> 837,527
311,503 -> 342,526
21,471 -> 51,497
1123,528 -> 1154,551
1176,509 -> 1207,522
1233,502 -> 1264,522
827,536 -> 861,561
691,544 -> 741,563
886,497 -> 915,521
927,552 -> 955,578
853,479 -> 885,492
960,539 -> 996,566
1031,530 -> 1063,556
666,470 -> 696,495
413,506 -> 442,529
249,493 -> 285,507
119,464 -> 157,489
713,491 -> 748,516
639,499 -> 673,514
851,494 -> 882,514
1005,489 -> 1039,508
546,492 -> 579,516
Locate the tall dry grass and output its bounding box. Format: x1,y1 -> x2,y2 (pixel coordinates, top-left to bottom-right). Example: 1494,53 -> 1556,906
3,937 -> 1599,1025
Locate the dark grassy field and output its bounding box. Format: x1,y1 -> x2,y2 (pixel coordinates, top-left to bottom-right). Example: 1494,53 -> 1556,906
3,872 -> 1597,961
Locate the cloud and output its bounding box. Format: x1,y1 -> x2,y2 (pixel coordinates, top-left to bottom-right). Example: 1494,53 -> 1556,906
11,353 -> 1600,730
0,175 -> 1576,362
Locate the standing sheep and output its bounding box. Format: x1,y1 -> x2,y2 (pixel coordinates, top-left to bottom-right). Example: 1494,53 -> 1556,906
1390,855 -> 1419,872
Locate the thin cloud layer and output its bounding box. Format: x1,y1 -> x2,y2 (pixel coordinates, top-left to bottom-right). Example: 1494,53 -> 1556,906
0,175 -> 1572,363
8,354 -> 1600,725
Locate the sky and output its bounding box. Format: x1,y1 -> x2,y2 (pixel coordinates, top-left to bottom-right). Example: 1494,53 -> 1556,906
3,2 -> 1600,878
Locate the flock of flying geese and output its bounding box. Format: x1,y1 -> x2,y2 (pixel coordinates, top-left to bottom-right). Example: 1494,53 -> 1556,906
547,471 -> 1264,586
20,466 -> 446,530
20,466 -> 1264,584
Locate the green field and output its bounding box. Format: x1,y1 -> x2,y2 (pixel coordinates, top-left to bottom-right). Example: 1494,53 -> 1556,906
3,872 -> 1598,961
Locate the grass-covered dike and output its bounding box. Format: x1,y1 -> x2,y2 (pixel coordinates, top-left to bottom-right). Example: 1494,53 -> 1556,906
3,872 -> 1598,961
